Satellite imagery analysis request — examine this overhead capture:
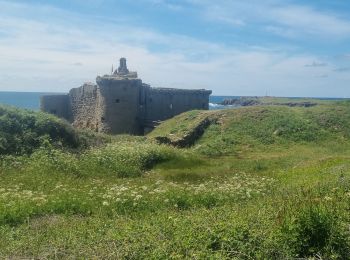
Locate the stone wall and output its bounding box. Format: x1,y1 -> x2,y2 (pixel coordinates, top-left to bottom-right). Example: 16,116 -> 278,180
40,94 -> 71,121
96,76 -> 144,135
40,58 -> 212,135
145,88 -> 212,122
69,83 -> 100,132
41,84 -> 212,135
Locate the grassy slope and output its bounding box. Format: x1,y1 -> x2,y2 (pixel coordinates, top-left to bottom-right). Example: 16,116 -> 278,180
1,103 -> 350,258
150,102 -> 350,152
257,96 -> 331,104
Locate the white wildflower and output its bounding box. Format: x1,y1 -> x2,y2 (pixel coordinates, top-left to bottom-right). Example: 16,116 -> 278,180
134,195 -> 142,200
324,196 -> 332,201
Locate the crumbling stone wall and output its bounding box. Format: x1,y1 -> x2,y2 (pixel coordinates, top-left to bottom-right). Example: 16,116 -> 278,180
69,83 -> 100,132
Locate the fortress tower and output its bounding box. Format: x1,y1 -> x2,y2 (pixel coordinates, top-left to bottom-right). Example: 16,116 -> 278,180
41,58 -> 212,135
96,58 -> 144,134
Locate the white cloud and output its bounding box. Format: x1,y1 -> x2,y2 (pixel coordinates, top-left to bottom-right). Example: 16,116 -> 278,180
144,0 -> 184,11
187,0 -> 350,39
0,0 -> 348,97
304,61 -> 328,67
271,5 -> 350,38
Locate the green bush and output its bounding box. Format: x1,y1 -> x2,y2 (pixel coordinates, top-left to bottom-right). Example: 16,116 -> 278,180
0,105 -> 81,155
282,205 -> 350,259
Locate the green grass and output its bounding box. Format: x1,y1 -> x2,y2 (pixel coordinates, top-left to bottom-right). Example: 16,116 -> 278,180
1,103 -> 350,258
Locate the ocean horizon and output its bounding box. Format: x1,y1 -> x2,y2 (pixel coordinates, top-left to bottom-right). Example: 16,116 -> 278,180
0,91 -> 347,111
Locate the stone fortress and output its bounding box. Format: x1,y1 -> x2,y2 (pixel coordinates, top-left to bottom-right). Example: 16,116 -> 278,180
40,58 -> 212,135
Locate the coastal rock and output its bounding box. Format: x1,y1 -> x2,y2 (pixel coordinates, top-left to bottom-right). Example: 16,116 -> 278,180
220,97 -> 260,106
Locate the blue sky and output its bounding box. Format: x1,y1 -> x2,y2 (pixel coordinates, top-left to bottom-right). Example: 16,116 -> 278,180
0,0 -> 350,97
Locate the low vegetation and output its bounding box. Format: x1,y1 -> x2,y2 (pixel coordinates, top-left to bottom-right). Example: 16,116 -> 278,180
0,105 -> 112,156
1,102 -> 350,259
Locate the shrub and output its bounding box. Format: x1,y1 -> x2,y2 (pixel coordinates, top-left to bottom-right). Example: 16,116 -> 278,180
282,205 -> 350,259
0,105 -> 81,155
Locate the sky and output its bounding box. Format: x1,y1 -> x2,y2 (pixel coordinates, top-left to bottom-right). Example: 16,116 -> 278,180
0,0 -> 350,97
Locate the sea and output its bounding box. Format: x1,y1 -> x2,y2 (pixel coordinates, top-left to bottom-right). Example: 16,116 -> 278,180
0,91 -> 240,111
0,92 -> 346,111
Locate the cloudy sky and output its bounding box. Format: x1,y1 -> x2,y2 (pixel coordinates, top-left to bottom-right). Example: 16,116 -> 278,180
0,0 -> 350,97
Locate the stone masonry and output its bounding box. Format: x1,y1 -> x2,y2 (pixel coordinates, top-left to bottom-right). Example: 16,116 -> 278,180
40,58 -> 212,135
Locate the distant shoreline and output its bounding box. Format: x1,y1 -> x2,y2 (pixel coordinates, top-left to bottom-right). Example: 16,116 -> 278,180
0,91 -> 348,111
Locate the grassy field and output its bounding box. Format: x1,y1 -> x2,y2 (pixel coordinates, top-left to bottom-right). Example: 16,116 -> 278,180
1,102 -> 350,259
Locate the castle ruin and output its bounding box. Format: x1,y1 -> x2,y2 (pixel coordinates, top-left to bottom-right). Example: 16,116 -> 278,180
40,58 -> 212,135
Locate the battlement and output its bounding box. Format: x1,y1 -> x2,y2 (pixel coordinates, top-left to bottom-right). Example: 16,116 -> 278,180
41,58 -> 212,135
96,75 -> 141,84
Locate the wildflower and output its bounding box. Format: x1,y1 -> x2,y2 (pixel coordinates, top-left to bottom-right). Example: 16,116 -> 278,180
102,201 -> 109,206
324,196 -> 332,201
246,191 -> 251,198
120,187 -> 129,192
134,195 -> 142,200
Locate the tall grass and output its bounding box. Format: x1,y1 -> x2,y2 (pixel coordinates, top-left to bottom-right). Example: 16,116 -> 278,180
1,141 -> 178,178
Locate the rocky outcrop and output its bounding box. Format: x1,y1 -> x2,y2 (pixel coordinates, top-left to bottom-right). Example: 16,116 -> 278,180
219,97 -> 317,108
220,97 -> 260,106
